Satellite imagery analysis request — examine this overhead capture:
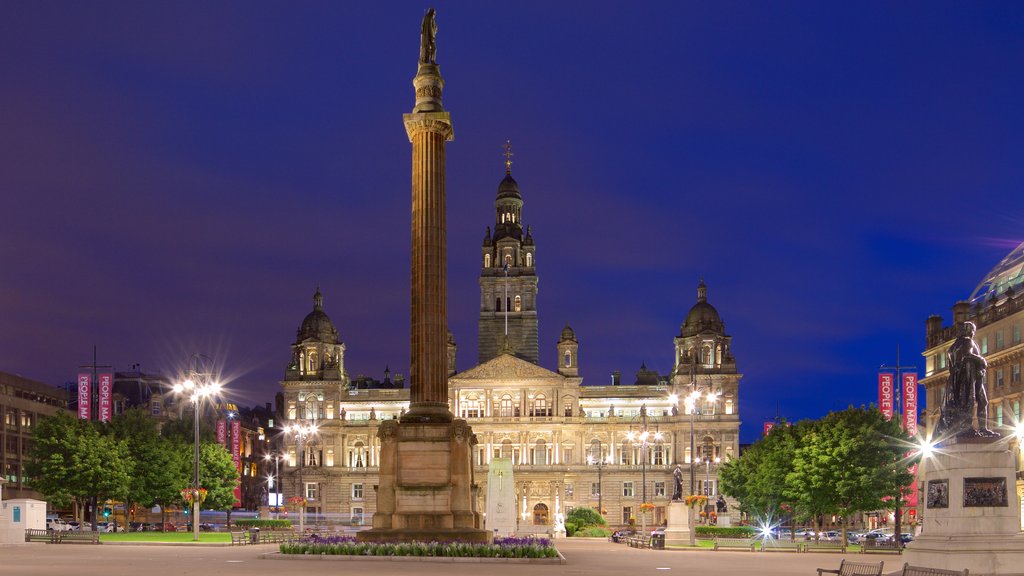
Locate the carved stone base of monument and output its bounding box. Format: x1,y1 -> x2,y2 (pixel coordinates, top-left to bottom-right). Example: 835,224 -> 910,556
358,419 -> 490,543
665,501 -> 693,547
717,515 -> 732,527
904,438 -> 1024,575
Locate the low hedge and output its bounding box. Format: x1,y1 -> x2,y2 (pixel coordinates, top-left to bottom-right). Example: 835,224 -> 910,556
694,526 -> 757,538
233,519 -> 292,530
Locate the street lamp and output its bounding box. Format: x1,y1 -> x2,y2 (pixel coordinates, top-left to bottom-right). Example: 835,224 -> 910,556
172,355 -> 222,542
285,422 -> 318,534
587,443 -> 612,516
626,405 -> 663,537
694,455 -> 721,522
264,452 -> 285,518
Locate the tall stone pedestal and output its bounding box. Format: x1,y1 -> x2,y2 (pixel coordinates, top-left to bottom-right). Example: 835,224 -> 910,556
485,457 -> 516,537
665,501 -> 694,547
357,419 -> 490,543
904,438 -> 1024,575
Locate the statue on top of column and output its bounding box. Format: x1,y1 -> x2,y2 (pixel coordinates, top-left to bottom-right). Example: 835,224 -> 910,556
936,321 -> 999,439
420,9 -> 437,64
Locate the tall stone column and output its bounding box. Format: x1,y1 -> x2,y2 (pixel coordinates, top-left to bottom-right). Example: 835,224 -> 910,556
358,11 -> 486,543
403,35 -> 454,424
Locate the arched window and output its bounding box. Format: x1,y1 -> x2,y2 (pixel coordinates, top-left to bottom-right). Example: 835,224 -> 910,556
500,395 -> 514,418
514,295 -> 522,312
532,394 -> 549,417
461,395 -> 481,418
589,439 -> 604,464
725,400 -> 734,415
349,441 -> 367,468
484,253 -> 491,268
532,439 -> 547,465
500,438 -> 513,460
619,441 -> 633,465
526,252 -> 533,267
505,254 -> 512,267
308,350 -> 318,373
533,503 -> 549,525
564,351 -> 572,368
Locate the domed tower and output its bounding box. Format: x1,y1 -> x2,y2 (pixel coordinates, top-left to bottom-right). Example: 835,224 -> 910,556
557,324 -> 579,377
675,280 -> 733,371
478,142 -> 539,364
286,287 -> 347,382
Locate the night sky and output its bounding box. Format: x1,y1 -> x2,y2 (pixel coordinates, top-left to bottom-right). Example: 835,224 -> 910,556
3,2 -> 1023,443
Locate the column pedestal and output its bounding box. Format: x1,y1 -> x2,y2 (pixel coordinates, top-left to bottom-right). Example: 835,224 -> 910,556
665,501 -> 693,547
904,438 -> 1024,575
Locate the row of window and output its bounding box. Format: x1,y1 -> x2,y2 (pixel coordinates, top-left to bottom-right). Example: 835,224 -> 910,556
483,252 -> 534,268
980,324 -> 1023,354
494,295 -> 523,312
993,363 -> 1023,388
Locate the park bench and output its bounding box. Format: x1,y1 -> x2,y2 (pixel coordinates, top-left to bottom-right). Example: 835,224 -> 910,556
627,535 -> 652,548
898,563 -> 968,576
759,538 -> 803,552
713,537 -> 758,551
861,539 -> 901,554
25,529 -> 56,543
56,530 -> 100,544
804,539 -> 847,553
230,531 -> 248,546
817,559 -> 884,576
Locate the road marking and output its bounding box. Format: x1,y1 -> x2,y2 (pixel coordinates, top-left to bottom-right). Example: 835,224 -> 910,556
226,560 -> 244,563
656,568 -> 671,571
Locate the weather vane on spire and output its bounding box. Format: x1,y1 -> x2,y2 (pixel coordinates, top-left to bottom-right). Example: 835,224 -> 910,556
503,140 -> 514,175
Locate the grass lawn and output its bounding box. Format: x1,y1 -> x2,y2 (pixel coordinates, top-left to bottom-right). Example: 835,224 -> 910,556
101,532 -> 232,543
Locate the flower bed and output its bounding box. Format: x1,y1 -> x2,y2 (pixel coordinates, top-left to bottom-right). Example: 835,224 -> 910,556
280,535 -> 559,558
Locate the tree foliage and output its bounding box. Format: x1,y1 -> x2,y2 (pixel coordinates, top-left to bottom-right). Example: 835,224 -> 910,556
108,409 -> 188,510
720,407 -> 915,538
26,411 -> 132,512
567,506 -> 607,528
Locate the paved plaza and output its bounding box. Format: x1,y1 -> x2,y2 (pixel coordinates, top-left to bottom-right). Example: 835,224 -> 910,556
1,538 -> 869,576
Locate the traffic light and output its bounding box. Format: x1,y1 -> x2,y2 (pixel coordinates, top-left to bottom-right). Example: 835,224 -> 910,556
103,508 -> 111,519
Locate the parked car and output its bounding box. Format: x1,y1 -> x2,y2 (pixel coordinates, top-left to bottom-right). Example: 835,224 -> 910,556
819,531 -> 841,541
46,519 -> 71,531
863,529 -> 893,542
67,521 -> 92,531
899,532 -> 914,544
95,522 -> 123,533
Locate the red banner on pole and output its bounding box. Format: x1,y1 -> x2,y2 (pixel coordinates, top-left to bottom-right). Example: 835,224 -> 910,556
903,373 -> 918,436
98,373 -> 112,423
764,421 -> 776,435
77,374 -> 91,420
217,420 -> 227,446
879,373 -> 894,420
231,420 -> 242,506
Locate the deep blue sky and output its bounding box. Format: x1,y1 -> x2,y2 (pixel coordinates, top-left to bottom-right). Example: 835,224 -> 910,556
3,2 -> 1023,442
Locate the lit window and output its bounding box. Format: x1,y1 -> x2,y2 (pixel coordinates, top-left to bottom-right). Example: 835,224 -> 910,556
564,351 -> 572,368
1013,363 -> 1021,383
485,253 -> 491,267
305,483 -> 317,501
982,337 -> 989,355
725,400 -> 734,415
514,295 -> 522,312
500,395 -> 514,417
526,252 -> 533,267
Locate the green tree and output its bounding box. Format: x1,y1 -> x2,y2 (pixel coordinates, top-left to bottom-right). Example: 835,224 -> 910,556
784,407 -> 914,543
26,411 -> 131,520
108,409 -> 188,527
178,442 -> 240,524
719,419 -> 805,531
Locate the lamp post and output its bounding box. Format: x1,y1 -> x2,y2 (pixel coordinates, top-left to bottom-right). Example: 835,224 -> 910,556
285,422 -> 318,534
627,405 -> 662,537
264,453 -> 284,518
172,354 -> 222,542
694,455 -> 721,522
587,443 -> 612,516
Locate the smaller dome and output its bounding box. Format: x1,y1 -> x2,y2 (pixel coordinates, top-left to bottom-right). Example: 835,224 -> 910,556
297,288 -> 340,344
559,324 -> 576,342
496,173 -> 522,202
680,280 -> 725,337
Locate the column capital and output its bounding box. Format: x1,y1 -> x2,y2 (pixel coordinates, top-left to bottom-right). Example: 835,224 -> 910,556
403,112 -> 454,142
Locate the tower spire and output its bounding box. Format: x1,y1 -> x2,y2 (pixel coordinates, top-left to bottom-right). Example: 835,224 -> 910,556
503,140 -> 513,175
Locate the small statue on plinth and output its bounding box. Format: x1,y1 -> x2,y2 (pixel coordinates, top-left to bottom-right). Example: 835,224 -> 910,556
716,494 -> 727,513
936,321 -> 999,439
671,465 -> 684,501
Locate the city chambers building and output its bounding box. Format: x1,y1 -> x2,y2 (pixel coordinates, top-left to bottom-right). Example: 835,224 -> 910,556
275,165 -> 743,532
921,241 -> 1024,511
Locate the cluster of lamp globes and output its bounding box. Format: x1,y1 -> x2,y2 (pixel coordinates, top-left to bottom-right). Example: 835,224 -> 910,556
170,378 -> 223,401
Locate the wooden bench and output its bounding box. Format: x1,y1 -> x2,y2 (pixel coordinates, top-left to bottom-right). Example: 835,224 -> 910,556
861,539 -> 901,554
56,531 -> 100,544
759,538 -> 803,552
627,535 -> 652,548
817,559 -> 885,576
898,563 -> 968,576
804,540 -> 847,553
230,531 -> 248,546
713,537 -> 758,551
25,529 -> 56,543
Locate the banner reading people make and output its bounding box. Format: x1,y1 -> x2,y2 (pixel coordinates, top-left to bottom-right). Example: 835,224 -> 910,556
98,374 -> 112,423
77,374 -> 91,420
902,373 -> 919,508
878,373 -> 895,420
231,420 -> 241,507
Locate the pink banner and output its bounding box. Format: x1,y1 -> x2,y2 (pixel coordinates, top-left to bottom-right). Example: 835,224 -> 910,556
98,373 -> 112,422
217,420 -> 227,446
764,421 -> 776,435
878,373 -> 894,420
231,420 -> 241,506
902,373 -> 918,436
905,464 -> 919,508
77,374 -> 91,420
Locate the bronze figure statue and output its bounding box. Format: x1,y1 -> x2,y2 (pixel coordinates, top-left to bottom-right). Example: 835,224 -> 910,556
936,321 -> 998,438
419,9 -> 437,64
671,464 -> 684,501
